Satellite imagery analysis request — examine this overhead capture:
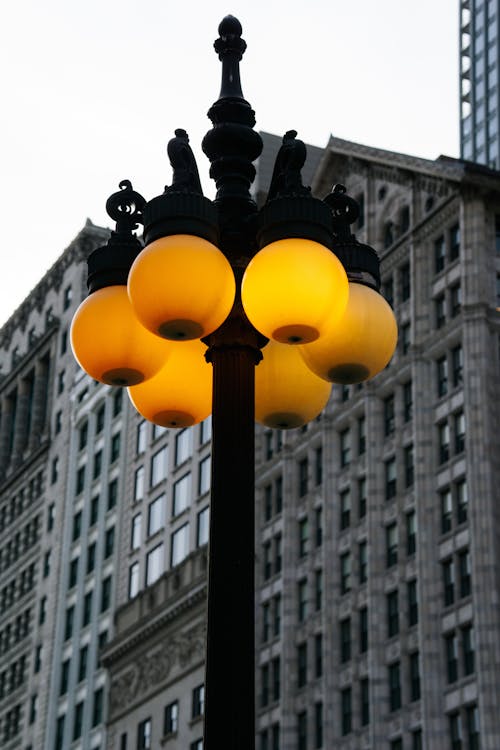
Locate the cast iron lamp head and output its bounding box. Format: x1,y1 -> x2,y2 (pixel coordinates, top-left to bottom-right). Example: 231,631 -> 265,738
70,16 -> 397,430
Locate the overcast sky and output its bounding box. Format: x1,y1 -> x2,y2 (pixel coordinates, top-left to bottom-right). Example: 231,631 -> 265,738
0,0 -> 458,327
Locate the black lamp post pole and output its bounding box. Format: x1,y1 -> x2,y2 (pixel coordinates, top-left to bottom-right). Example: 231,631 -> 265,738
202,17 -> 264,750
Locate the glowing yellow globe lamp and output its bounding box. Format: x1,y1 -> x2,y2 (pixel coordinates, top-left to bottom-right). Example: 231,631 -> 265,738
255,340 -> 332,429
127,233 -> 235,340
71,285 -> 170,386
127,338 -> 212,428
70,180 -> 170,387
241,237 -> 349,344
300,282 -> 398,384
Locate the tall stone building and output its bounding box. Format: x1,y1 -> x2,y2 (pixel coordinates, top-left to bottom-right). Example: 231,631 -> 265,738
460,0 -> 500,168
1,134 -> 500,750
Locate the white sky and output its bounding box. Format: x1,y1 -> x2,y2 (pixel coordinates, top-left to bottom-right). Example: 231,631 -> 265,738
0,0 -> 458,327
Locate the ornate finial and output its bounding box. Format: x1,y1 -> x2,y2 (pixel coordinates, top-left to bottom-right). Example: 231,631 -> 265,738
323,184 -> 360,240
105,180 -> 146,234
213,15 -> 246,100
267,131 -> 310,201
165,129 -> 203,195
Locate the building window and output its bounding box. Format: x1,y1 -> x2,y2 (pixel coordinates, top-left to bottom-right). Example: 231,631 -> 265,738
314,633 -> 323,678
146,543 -> 164,585
445,632 -> 459,683
403,380 -> 412,422
315,446 -> 323,485
78,422 -> 88,450
340,618 -> 351,662
458,549 -> 471,598
452,344 -> 463,386
462,623 -> 475,675
466,705 -> 480,749
454,411 -> 465,453
108,478 -> 118,510
131,514 -> 142,549
340,552 -> 351,594
297,711 -> 308,750
404,445 -> 414,488
96,404 -> 105,433
409,651 -> 421,701
383,276 -> 394,308
314,570 -> 323,612
275,476 -> 283,514
263,541 -> 271,581
360,678 -> 370,726
261,602 -> 270,643
76,466 -> 85,495
449,712 -> 462,750
151,447 -> 168,487
197,506 -> 209,547
134,467 -> 145,501
386,523 -> 398,567
456,479 -> 468,524
298,457 -> 308,496
64,605 -> 74,640
358,477 -> 367,518
406,510 -> 416,555
451,283 -> 462,316
315,507 -> 323,547
314,701 -> 323,749
438,421 -> 450,464
436,356 -> 448,396
173,474 -> 191,516
198,456 -> 211,496
412,729 -> 423,750
63,285 -> 73,310
383,395 -> 395,436
340,429 -> 351,467
200,416 -> 212,444
59,659 -> 70,695
359,607 -> 368,652
105,526 -> 115,558
175,428 -> 192,465
340,488 -> 351,530
110,433 -> 121,462
341,687 -> 352,735
128,562 -> 139,599
171,523 -> 189,567
387,590 -> 399,637
100,576 -> 112,612
274,534 -> 282,574
358,416 -> 366,454
359,541 -> 368,583
273,595 -> 281,637
86,542 -> 96,574
388,662 -> 401,711
435,235 -> 446,272
136,421 -> 147,454
297,642 -> 307,687
192,684 -> 205,718
264,485 -> 272,522
164,701 -> 179,735
298,517 -> 309,557
137,717 -> 152,749
435,294 -> 446,328
441,488 -> 453,533
401,322 -> 411,354
298,578 -> 308,622
443,558 -> 455,606
449,224 -> 460,261
385,458 -> 396,500
73,701 -> 84,740
400,263 -> 411,301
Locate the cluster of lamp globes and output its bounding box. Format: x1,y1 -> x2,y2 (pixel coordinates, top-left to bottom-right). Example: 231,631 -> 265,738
71,230 -> 397,430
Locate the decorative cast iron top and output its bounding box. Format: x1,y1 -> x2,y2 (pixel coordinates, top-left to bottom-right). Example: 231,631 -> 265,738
324,184 -> 360,241
214,15 -> 246,100
105,180 -> 146,235
267,130 -> 310,201
165,129 -> 203,196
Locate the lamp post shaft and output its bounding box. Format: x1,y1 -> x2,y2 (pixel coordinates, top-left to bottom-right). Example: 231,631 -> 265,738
204,332 -> 258,749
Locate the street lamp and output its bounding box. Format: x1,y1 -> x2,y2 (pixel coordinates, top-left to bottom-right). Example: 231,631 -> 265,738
71,15 -> 396,750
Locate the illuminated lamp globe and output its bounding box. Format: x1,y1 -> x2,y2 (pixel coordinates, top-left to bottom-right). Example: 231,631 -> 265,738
255,340 -> 332,429
300,282 -> 398,384
70,285 -> 170,386
127,338 -> 212,428
127,234 -> 235,340
241,238 -> 349,344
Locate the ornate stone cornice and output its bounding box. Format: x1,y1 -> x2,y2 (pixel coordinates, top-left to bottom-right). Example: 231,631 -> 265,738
0,222 -> 109,351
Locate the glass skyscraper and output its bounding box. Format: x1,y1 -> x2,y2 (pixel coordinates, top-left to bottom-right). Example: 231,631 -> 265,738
460,0 -> 500,166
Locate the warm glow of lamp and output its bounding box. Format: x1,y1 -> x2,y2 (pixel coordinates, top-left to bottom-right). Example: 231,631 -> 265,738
241,238 -> 349,344
71,285 -> 169,386
127,338 -> 212,428
300,282 -> 398,384
255,340 -> 332,429
127,234 -> 235,340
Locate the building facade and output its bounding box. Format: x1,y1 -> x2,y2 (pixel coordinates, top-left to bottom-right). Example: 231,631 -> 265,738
460,0 -> 500,168
0,134 -> 500,750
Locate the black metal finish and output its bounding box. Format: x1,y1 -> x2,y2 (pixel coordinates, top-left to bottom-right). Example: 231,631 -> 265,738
325,183 -> 381,289
87,180 -> 145,293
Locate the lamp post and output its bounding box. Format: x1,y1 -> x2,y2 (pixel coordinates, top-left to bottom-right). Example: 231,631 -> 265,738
71,16 -> 397,750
